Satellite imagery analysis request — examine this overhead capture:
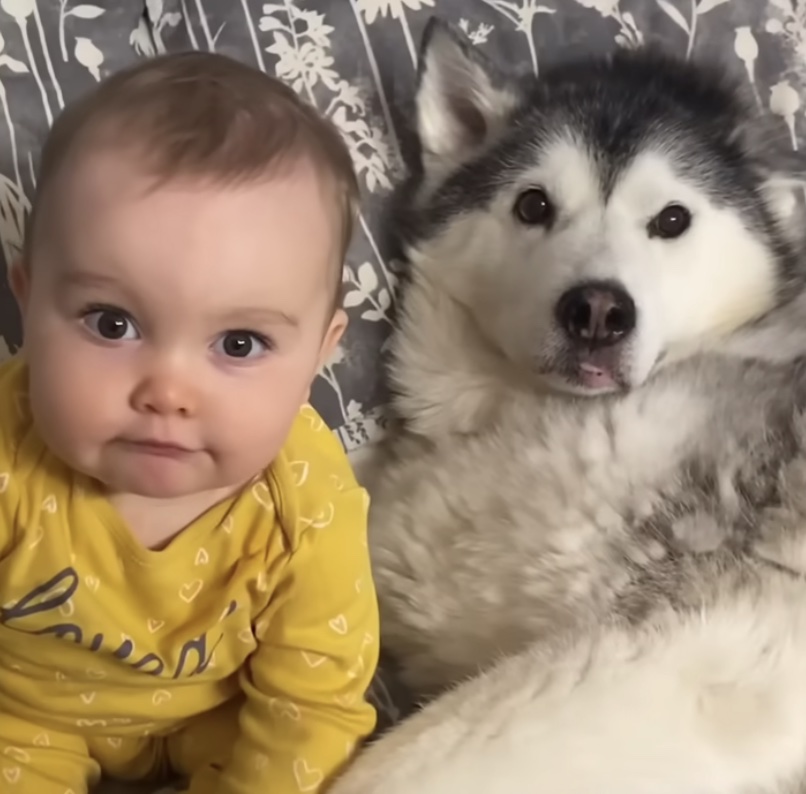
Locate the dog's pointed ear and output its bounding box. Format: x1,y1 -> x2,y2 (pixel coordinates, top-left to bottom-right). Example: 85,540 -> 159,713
760,170 -> 806,248
730,114 -> 806,248
415,18 -> 519,173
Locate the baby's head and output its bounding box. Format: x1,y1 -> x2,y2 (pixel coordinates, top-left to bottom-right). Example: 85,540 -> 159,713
11,52 -> 357,500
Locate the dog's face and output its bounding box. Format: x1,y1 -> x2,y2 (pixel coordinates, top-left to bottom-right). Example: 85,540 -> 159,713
403,22 -> 801,395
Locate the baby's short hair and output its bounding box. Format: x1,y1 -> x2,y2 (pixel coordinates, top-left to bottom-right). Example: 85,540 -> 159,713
24,51 -> 359,303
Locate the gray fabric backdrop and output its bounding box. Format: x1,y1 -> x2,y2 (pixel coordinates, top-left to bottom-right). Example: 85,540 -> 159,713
1,0 -> 805,453
1,1 -> 805,791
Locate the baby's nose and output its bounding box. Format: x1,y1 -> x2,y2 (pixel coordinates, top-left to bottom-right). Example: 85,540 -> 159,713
131,371 -> 197,418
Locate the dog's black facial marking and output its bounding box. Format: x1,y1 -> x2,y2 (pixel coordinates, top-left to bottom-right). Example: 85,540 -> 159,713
398,43 -> 778,255
399,119 -> 557,245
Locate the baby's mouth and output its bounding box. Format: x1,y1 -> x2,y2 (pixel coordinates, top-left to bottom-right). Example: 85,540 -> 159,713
119,438 -> 198,457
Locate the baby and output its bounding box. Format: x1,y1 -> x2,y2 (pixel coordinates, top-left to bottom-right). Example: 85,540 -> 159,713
0,51 -> 379,793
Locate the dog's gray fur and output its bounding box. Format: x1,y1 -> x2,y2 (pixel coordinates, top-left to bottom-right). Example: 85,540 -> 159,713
333,20 -> 806,794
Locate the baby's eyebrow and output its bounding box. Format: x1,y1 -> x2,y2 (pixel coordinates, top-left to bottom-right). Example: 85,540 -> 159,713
223,307 -> 299,328
57,270 -> 120,291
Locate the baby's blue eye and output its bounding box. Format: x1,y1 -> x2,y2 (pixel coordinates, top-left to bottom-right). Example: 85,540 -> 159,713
215,331 -> 272,360
83,309 -> 139,341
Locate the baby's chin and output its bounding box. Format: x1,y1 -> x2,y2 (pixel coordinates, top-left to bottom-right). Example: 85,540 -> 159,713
83,449 -> 227,502
104,474 -> 210,501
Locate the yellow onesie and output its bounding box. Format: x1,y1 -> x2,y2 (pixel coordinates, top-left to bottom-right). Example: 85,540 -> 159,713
0,356 -> 379,794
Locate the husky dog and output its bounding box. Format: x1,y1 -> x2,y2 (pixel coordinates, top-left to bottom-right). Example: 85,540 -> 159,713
330,18 -> 806,794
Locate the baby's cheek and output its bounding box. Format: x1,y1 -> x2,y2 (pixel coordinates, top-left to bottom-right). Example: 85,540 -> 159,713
220,421 -> 288,479
29,342 -> 120,453
215,404 -> 292,476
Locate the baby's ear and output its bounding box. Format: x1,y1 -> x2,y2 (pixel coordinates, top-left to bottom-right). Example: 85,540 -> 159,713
8,259 -> 30,312
318,307 -> 348,372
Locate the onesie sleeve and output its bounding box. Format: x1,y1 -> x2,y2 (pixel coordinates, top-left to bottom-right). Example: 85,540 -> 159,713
211,483 -> 380,794
0,360 -> 25,556
0,424 -> 13,547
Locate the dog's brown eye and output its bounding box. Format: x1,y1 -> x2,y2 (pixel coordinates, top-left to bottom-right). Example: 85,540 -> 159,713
648,204 -> 691,239
514,188 -> 554,226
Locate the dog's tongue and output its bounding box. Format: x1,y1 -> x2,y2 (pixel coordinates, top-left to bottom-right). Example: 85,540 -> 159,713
578,360 -> 618,390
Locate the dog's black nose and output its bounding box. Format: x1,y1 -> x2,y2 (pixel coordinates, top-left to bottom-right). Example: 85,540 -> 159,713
556,281 -> 636,348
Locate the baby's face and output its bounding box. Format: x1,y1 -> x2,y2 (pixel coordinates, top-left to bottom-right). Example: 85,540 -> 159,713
13,151 -> 345,500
